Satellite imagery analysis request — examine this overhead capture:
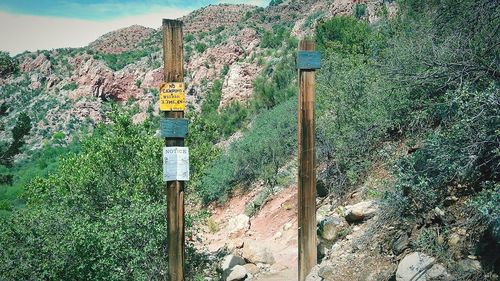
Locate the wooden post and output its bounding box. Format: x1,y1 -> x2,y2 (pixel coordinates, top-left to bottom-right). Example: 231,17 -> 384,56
298,39 -> 317,281
163,19 -> 185,281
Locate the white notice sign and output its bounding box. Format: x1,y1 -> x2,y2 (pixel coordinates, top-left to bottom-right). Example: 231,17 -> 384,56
163,147 -> 190,182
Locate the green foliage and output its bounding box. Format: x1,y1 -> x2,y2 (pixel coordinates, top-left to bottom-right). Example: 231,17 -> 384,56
269,0 -> 283,6
251,55 -> 296,111
94,48 -> 156,71
199,98 -> 297,203
353,4 -> 367,19
52,131 -> 65,141
390,86 -> 499,218
62,82 -> 78,91
184,34 -> 195,42
195,42 -> 208,53
221,64 -> 230,76
0,112 -> 209,280
0,112 -> 32,167
260,25 -> 290,49
0,51 -> 18,77
316,16 -> 374,55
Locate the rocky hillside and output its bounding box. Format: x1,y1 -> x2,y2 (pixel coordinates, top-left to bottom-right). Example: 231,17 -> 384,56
88,25 -> 155,54
0,0 -> 391,155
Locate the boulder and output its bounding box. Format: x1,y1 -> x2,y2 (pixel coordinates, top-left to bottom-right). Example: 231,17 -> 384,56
458,259 -> 482,275
344,201 -> 377,222
243,263 -> 259,275
305,265 -> 322,281
242,240 -> 275,264
318,264 -> 335,279
220,255 -> 246,273
222,265 -> 247,281
319,216 -> 342,241
396,252 -> 451,281
316,204 -> 332,223
227,214 -> 250,234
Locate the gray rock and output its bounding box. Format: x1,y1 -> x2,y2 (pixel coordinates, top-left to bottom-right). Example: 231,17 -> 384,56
220,255 -> 246,272
318,264 -> 335,279
396,252 -> 451,281
242,240 -> 275,264
320,216 -> 342,241
316,204 -> 332,223
227,214 -> 250,234
392,233 -> 409,255
222,265 -> 247,281
458,259 -> 482,275
344,201 -> 377,222
305,265 -> 322,281
243,263 -> 259,275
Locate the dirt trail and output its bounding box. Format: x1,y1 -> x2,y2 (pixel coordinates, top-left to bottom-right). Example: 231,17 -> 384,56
202,184 -> 299,279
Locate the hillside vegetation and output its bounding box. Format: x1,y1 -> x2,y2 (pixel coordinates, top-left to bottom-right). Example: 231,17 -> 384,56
0,0 -> 498,280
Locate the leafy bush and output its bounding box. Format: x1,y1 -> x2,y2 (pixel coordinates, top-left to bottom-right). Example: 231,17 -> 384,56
260,25 -> 290,49
62,82 -> 78,91
0,51 -> 17,77
269,0 -> 283,6
353,4 -> 367,19
195,42 -> 208,53
199,98 -> 297,203
0,112 -> 32,167
316,16 -> 374,55
95,48 -> 156,71
389,86 -> 499,218
184,34 -> 195,42
251,54 -> 296,111
0,112 -> 209,280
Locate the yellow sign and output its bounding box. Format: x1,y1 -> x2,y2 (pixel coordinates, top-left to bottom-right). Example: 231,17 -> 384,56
159,82 -> 185,111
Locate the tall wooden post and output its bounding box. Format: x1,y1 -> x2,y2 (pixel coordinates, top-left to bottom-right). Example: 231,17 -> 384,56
163,19 -> 185,281
297,39 -> 318,281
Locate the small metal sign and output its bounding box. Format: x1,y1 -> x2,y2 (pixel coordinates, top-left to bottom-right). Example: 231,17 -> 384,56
296,51 -> 321,70
163,147 -> 190,182
160,118 -> 188,138
159,82 -> 185,111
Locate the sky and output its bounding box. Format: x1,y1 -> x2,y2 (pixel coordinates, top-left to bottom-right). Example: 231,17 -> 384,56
0,0 -> 269,55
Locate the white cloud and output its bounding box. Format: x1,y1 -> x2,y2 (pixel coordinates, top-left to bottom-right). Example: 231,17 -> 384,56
0,8 -> 191,55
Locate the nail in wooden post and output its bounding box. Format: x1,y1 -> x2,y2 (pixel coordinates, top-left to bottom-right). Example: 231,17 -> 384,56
162,19 -> 185,281
298,39 -> 317,281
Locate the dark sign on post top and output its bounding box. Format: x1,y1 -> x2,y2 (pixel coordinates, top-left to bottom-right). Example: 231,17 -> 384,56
160,118 -> 189,138
296,51 -> 321,70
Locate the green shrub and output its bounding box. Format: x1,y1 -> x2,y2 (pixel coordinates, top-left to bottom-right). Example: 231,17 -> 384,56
0,52 -> 18,77
195,42 -> 208,53
269,0 -> 284,6
389,86 -> 499,218
95,48 -> 155,71
185,34 -> 195,42
316,16 -> 374,55
0,112 -> 209,280
62,82 -> 78,91
199,98 -> 297,203
353,4 -> 367,19
251,55 -> 296,111
260,25 -> 290,49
